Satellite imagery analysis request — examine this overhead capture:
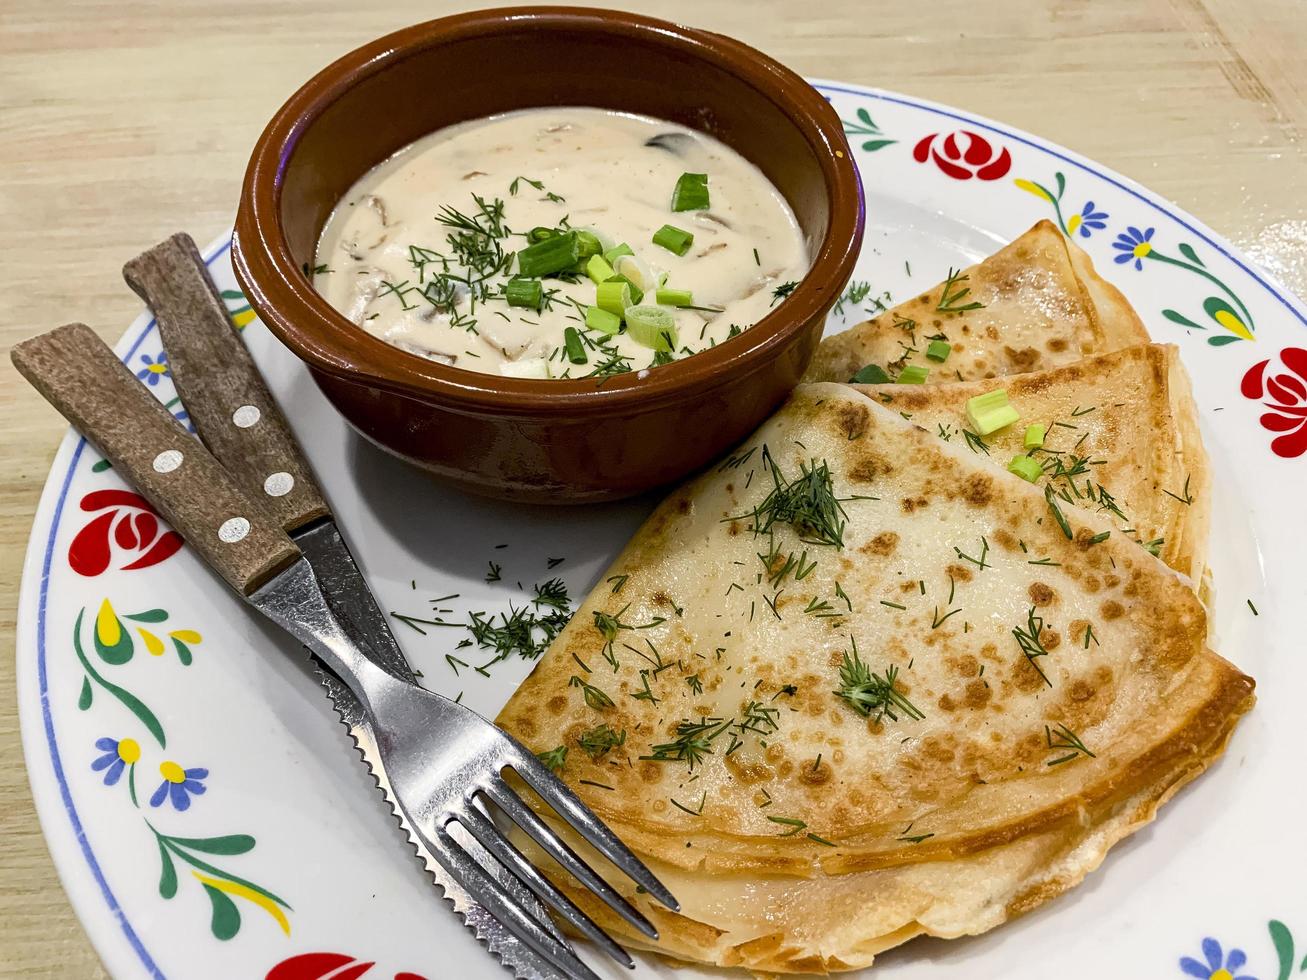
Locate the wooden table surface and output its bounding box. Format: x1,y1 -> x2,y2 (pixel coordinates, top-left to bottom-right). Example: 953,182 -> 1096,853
2,0 -> 1304,974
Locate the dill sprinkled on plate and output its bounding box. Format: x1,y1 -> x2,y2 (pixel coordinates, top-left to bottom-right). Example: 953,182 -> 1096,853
767,815 -> 807,836
770,280 -> 799,306
931,606 -> 961,629
1013,606 -> 1053,687
578,779 -> 615,791
1044,484 -> 1074,539
606,574 -> 629,593
962,428 -> 990,455
671,792 -> 707,816
1070,404 -> 1097,417
728,446 -> 850,548
546,556 -> 565,569
445,653 -> 468,676
1045,723 -> 1096,765
954,536 -> 990,570
388,612 -> 459,635
936,268 -> 985,313
537,745 -> 567,773
1028,556 -> 1061,566
569,675 -> 615,710
1247,599 -> 1259,616
896,822 -> 935,844
578,724 -> 626,760
880,599 -> 907,610
835,640 -> 924,723
835,581 -> 853,611
833,279 -> 873,317
686,673 -> 704,694
485,561 -> 502,583
641,717 -> 733,770
1083,623 -> 1099,648
1161,474 -> 1194,505
531,577 -> 570,609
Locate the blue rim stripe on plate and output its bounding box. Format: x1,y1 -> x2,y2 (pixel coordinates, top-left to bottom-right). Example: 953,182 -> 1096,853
26,85 -> 1306,979
815,82 -> 1307,330
33,238 -> 232,979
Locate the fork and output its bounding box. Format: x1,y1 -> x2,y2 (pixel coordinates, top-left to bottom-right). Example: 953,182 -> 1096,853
12,323 -> 678,980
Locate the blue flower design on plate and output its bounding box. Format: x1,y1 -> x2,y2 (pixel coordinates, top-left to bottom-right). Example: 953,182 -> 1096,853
1180,937 -> 1257,980
1113,226 -> 1156,270
149,760 -> 208,811
90,736 -> 140,786
135,351 -> 170,386
1069,200 -> 1109,238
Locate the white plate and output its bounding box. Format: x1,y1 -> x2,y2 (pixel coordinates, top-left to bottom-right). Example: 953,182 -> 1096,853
17,80 -> 1307,980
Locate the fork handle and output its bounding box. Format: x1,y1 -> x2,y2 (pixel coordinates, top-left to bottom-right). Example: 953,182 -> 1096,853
12,323 -> 300,595
123,232 -> 329,532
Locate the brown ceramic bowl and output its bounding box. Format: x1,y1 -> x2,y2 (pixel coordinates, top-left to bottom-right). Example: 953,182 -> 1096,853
233,6 -> 863,503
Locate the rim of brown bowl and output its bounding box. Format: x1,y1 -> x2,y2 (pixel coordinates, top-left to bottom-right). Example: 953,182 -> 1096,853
232,6 -> 864,419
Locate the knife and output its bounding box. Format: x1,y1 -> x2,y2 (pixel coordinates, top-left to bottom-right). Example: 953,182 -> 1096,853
123,233 -> 570,980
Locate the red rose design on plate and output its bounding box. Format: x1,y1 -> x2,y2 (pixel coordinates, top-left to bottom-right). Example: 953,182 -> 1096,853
1241,347 -> 1307,458
67,489 -> 184,577
266,951 -> 427,980
913,130 -> 1012,180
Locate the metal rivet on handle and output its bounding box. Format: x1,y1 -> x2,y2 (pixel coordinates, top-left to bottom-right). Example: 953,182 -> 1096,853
264,472 -> 294,498
152,449 -> 183,473
232,405 -> 261,428
218,517 -> 250,543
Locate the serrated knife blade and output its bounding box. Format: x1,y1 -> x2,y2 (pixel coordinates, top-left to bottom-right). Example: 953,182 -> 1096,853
295,519 -> 570,980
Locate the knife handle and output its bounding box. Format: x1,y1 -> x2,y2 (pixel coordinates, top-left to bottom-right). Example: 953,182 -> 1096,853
12,323 -> 300,595
123,232 -> 330,533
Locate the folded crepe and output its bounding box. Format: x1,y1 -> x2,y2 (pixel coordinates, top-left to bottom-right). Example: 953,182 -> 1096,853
804,220 -> 1149,385
854,343 -> 1210,589
497,382 -> 1252,974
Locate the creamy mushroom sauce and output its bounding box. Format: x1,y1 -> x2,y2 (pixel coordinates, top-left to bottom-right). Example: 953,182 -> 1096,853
314,107 -> 809,379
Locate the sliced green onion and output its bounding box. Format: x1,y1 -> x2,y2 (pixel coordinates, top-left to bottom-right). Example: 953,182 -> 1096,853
585,306 -> 622,335
652,224 -> 694,256
574,230 -> 603,259
595,280 -> 632,317
655,287 -> 694,307
605,273 -> 643,305
504,278 -> 543,310
586,255 -> 616,285
603,242 -> 633,264
1024,424 -> 1046,450
670,172 -> 710,211
849,364 -> 891,384
624,305 -> 678,351
925,340 -> 951,362
563,327 -> 588,364
527,226 -> 557,243
613,254 -> 653,294
1008,454 -> 1042,483
897,365 -> 929,384
517,231 -> 578,277
966,388 -> 1020,434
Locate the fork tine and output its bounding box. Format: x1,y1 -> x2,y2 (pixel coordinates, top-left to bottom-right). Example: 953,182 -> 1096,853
483,777 -> 660,939
449,820 -> 570,947
427,823 -> 605,980
457,804 -> 636,970
503,746 -> 680,912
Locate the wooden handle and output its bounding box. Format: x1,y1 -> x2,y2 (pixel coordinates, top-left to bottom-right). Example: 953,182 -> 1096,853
11,323 -> 300,595
123,232 -> 330,532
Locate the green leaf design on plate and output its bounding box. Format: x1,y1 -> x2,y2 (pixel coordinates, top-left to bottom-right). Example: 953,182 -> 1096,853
203,883 -> 242,940
125,609 -> 169,624
1270,919 -> 1294,980
172,638 -> 194,666
167,834 -> 256,856
157,840 -> 177,899
91,458 -> 112,473
1178,242 -> 1203,266
1162,308 -> 1204,329
857,107 -> 874,127
861,139 -> 896,152
73,608 -> 166,748
78,676 -> 92,710
1209,335 -> 1243,346
1055,171 -> 1066,199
